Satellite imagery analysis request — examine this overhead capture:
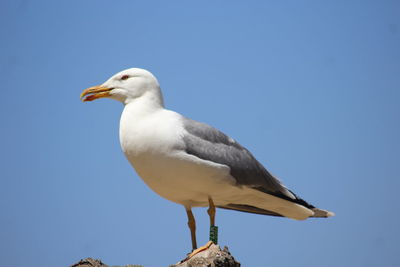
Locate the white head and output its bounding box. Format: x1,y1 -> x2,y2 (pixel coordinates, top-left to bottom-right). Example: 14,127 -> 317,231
81,68 -> 164,106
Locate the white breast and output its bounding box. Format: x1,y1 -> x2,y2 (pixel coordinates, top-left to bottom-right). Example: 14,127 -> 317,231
119,103 -> 236,207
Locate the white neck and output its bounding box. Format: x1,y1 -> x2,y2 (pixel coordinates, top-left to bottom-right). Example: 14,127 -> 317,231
125,88 -> 164,106
119,91 -> 165,151
121,91 -> 164,124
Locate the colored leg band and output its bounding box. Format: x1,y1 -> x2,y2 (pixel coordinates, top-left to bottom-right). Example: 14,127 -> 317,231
209,225 -> 218,244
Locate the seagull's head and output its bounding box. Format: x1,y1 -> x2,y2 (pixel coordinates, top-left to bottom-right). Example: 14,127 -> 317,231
80,68 -> 162,105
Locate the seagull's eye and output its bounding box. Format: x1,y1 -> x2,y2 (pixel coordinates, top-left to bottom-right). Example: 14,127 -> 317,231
121,75 -> 130,80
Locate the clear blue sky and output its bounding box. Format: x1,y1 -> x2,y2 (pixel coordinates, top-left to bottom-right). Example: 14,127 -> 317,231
1,1 -> 399,266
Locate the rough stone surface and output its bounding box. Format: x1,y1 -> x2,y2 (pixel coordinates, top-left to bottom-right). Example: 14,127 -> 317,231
170,244 -> 240,267
70,245 -> 240,267
70,257 -> 143,267
70,258 -> 107,267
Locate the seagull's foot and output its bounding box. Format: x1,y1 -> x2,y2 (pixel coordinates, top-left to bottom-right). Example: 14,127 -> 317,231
183,241 -> 214,261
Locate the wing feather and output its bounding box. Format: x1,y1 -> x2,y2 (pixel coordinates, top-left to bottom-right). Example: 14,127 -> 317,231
182,118 -> 305,203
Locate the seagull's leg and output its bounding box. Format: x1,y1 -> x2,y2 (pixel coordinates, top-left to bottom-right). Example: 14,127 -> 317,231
207,197 -> 216,227
207,197 -> 218,244
185,208 -> 197,250
184,199 -> 215,260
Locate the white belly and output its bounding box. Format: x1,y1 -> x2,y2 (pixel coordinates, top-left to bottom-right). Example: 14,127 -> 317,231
126,150 -> 238,207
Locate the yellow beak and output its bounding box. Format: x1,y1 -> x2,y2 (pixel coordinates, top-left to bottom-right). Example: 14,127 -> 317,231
80,85 -> 113,102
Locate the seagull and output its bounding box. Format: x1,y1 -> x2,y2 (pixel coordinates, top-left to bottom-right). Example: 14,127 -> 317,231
80,68 -> 334,254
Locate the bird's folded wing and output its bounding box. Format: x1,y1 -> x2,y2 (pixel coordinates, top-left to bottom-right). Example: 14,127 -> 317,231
181,118 -> 309,202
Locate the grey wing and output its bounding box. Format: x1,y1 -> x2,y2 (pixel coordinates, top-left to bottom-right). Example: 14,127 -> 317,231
182,117 -> 315,210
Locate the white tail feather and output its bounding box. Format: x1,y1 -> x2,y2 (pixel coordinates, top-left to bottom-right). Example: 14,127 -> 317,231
312,208 -> 335,218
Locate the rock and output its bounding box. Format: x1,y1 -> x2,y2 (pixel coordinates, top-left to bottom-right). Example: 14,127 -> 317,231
70,258 -> 107,267
70,244 -> 240,267
70,257 -> 143,267
170,244 -> 240,267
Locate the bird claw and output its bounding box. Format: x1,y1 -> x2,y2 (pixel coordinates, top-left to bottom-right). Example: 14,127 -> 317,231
182,241 -> 214,262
